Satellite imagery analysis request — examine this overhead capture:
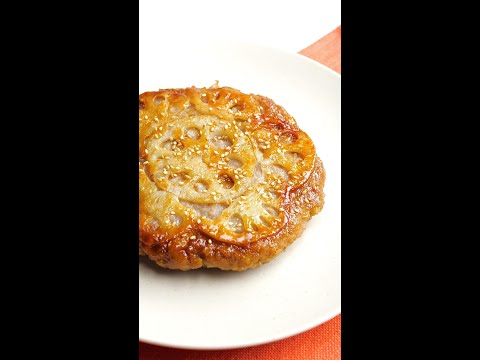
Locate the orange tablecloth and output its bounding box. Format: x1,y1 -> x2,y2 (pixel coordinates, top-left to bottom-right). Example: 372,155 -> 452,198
299,26 -> 341,73
140,26 -> 341,360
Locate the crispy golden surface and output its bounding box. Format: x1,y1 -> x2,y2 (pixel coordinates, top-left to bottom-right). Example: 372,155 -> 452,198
139,85 -> 325,270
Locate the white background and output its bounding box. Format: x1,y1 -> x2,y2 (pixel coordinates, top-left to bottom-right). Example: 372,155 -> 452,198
140,0 -> 341,53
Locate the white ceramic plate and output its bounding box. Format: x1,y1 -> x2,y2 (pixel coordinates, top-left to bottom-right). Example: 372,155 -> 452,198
139,39 -> 341,350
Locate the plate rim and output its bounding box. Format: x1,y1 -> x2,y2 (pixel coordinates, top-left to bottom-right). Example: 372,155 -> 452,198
140,307 -> 340,350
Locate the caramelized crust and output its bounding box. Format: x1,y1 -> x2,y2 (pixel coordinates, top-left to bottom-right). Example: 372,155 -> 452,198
139,85 -> 325,270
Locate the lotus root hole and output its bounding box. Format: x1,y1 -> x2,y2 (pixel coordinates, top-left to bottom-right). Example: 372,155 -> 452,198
228,158 -> 243,168
179,200 -> 227,220
210,135 -> 233,149
254,164 -> 263,180
235,120 -> 247,130
169,105 -> 180,113
153,96 -> 165,105
186,127 -> 200,140
270,164 -> 290,181
262,204 -> 279,217
169,172 -> 189,184
287,152 -> 304,161
194,180 -> 209,193
161,139 -> 184,151
279,133 -> 298,144
218,173 -> 234,189
230,104 -> 243,114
